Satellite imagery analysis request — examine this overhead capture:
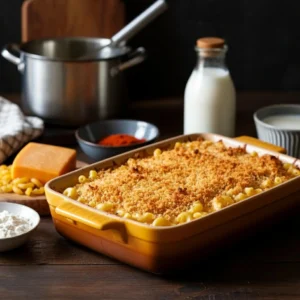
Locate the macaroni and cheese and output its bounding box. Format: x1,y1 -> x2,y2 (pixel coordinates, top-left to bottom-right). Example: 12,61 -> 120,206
63,139 -> 300,226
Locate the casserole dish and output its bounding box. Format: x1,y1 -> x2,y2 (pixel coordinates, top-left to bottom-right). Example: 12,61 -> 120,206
45,134 -> 300,273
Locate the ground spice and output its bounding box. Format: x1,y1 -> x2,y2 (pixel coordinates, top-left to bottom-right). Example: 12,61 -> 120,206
97,134 -> 146,146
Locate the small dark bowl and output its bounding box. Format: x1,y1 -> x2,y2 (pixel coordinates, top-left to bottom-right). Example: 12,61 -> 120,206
76,119 -> 160,160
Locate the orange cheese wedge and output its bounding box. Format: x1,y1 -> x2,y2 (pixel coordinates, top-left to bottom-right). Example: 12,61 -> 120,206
12,143 -> 76,183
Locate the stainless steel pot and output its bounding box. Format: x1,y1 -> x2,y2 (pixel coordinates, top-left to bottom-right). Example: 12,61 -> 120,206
1,37 -> 146,125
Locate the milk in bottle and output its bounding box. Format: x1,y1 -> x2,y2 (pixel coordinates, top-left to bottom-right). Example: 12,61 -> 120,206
184,37 -> 236,136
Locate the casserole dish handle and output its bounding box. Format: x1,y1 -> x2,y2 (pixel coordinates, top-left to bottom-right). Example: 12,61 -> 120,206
55,202 -> 128,243
234,136 -> 286,153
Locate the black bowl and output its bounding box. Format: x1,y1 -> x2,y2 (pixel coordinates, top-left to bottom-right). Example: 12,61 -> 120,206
75,119 -> 160,160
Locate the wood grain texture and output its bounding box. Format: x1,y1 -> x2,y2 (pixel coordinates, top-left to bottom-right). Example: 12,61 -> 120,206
4,264 -> 300,299
21,0 -> 125,42
1,217 -> 300,299
0,160 -> 88,215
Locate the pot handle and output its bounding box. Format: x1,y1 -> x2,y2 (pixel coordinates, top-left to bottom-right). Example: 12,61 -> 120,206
110,47 -> 146,77
1,44 -> 24,72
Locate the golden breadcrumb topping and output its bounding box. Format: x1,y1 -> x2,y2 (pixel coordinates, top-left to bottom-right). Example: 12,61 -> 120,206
73,139 -> 299,224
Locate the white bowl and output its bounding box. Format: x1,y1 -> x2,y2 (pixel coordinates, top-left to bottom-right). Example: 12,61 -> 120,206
254,104 -> 300,158
0,202 -> 40,252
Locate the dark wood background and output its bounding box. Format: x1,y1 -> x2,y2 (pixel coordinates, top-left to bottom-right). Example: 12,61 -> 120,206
1,0 -> 300,101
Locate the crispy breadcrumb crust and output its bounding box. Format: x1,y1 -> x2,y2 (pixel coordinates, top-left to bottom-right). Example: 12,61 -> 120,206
75,139 -> 298,221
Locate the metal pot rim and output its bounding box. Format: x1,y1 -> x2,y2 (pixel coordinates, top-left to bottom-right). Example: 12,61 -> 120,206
19,37 -> 132,62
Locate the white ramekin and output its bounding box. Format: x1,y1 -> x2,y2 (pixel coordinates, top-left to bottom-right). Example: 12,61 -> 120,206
253,104 -> 300,158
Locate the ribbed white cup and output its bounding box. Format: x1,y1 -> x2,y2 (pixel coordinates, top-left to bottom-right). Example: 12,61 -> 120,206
254,104 -> 300,158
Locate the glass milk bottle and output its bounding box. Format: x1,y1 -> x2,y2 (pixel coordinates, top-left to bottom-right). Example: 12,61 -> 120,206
184,37 -> 236,136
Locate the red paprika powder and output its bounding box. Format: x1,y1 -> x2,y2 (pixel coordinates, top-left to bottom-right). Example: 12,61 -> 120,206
97,134 -> 146,146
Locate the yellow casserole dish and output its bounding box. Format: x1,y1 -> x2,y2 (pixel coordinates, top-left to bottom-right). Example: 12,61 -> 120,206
45,134 -> 300,273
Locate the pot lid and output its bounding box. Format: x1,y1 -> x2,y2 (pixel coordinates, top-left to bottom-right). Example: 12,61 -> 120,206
20,37 -> 130,61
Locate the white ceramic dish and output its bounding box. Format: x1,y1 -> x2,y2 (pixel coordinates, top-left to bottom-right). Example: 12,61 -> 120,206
0,202 -> 40,252
254,104 -> 300,158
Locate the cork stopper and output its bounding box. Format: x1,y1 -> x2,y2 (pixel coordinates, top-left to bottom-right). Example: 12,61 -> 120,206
196,37 -> 225,49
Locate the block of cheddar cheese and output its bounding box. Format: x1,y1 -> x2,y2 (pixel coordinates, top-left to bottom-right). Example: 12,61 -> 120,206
12,143 -> 76,183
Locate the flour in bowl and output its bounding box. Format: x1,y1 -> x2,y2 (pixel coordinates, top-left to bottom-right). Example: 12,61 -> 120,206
0,210 -> 32,238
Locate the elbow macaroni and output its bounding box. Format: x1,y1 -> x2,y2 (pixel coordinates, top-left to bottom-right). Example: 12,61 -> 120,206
0,165 -> 44,196
61,141 -> 300,227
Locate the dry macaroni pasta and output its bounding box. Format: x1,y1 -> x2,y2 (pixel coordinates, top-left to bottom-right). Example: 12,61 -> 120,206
63,139 -> 300,226
0,165 -> 44,196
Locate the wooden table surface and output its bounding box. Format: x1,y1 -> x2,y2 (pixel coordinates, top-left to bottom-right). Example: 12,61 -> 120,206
1,92 -> 300,299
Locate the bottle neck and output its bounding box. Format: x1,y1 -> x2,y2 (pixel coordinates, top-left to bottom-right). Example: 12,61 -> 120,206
195,47 -> 227,70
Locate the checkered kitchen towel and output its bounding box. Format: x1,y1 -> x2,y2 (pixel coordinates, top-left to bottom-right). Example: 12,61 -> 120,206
0,96 -> 44,164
